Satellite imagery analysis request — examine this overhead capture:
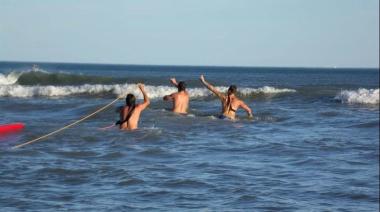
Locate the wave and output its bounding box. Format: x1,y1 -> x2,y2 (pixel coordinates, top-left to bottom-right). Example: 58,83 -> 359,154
0,69 -> 118,86
239,86 -> 296,95
0,83 -> 296,98
335,88 -> 379,105
0,71 -> 23,85
0,69 -> 296,98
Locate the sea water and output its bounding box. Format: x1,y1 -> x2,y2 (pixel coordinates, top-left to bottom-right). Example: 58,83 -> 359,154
0,62 -> 379,211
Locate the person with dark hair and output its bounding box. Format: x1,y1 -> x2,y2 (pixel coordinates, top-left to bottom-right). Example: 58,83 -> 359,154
116,83 -> 150,130
163,78 -> 189,114
200,75 -> 253,120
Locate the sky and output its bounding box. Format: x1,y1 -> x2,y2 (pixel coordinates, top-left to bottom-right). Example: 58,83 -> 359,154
0,0 -> 379,68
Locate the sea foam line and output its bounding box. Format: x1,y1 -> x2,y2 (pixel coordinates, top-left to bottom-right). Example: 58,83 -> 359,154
0,84 -> 296,98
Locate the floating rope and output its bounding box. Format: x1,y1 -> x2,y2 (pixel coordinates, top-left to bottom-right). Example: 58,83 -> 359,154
12,96 -> 123,149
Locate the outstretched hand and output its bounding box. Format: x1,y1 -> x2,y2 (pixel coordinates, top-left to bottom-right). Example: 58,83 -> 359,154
137,83 -> 145,90
200,74 -> 205,82
170,78 -> 177,85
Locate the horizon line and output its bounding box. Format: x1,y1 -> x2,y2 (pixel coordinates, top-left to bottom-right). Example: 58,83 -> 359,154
0,60 -> 378,70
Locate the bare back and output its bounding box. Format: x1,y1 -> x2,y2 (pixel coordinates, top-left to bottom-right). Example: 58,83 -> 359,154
171,91 -> 189,114
221,95 -> 243,120
119,83 -> 150,130
120,104 -> 144,130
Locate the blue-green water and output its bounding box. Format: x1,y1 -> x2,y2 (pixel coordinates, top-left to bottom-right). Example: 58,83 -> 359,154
0,62 -> 379,211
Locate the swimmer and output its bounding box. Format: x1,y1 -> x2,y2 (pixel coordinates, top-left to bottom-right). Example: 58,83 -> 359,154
116,83 -> 150,130
200,75 -> 253,120
163,78 -> 189,114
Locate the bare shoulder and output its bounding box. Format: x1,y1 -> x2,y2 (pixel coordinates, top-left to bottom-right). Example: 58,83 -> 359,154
238,98 -> 245,104
135,103 -> 145,110
180,91 -> 189,97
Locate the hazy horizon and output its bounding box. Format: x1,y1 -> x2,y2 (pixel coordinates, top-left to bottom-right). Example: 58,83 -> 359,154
1,60 -> 379,70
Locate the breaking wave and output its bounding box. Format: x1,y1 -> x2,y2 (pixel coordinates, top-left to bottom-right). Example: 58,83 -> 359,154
0,84 -> 296,98
0,69 -> 296,98
0,69 -> 118,86
335,88 -> 379,105
0,71 -> 23,85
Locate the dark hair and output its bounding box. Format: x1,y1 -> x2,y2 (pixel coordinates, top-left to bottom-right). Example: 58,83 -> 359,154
178,81 -> 186,92
120,93 -> 136,125
125,94 -> 136,107
228,85 -> 237,95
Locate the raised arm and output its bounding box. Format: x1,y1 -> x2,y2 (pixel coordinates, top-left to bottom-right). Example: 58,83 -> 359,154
199,75 -> 225,100
170,78 -> 179,88
138,83 -> 150,109
163,78 -> 178,101
240,101 -> 253,118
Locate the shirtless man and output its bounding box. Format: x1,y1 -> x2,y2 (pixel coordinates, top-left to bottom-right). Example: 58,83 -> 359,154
163,78 -> 189,114
116,83 -> 150,130
200,75 -> 253,120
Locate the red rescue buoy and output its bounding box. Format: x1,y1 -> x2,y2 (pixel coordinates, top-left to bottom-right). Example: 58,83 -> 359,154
0,123 -> 25,135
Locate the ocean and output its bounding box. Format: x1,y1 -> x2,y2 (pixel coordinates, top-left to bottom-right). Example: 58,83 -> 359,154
0,62 -> 379,211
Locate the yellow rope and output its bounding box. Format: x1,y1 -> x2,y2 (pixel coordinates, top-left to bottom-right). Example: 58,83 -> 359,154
12,96 -> 123,149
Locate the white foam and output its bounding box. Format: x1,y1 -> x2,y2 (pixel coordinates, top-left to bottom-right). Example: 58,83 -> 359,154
335,88 -> 379,105
0,66 -> 49,86
195,86 -> 296,96
0,83 -> 296,98
0,72 -> 22,85
239,86 -> 296,95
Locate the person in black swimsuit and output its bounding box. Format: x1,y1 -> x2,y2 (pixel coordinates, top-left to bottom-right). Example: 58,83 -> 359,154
200,75 -> 253,120
116,83 -> 150,130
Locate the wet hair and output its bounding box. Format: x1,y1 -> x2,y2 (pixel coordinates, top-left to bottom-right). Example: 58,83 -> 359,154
119,93 -> 136,125
125,94 -> 136,107
228,85 -> 237,95
178,81 -> 186,92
